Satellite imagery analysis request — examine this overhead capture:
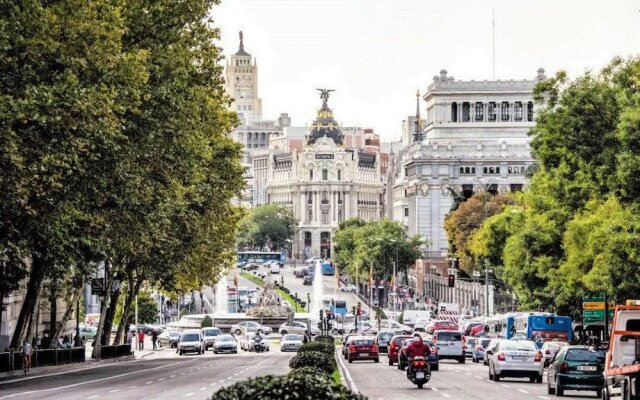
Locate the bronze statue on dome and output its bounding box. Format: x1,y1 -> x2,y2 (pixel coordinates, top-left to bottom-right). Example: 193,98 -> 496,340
316,88 -> 335,107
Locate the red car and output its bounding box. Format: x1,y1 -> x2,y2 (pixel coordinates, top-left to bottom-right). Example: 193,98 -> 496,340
425,320 -> 458,334
347,336 -> 379,363
387,335 -> 412,366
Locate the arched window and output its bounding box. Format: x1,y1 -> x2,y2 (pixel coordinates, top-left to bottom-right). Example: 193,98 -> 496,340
483,167 -> 488,174
496,167 -> 500,174
471,167 -> 476,174
322,169 -> 328,180
460,167 -> 464,174
451,102 -> 458,122
309,169 -> 313,180
489,167 -> 494,174
337,169 -> 341,181
465,167 -> 470,174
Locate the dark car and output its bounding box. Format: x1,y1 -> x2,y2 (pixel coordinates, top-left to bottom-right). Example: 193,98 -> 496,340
376,331 -> 395,353
547,345 -> 606,397
294,267 -> 308,278
424,338 -> 440,371
347,336 -> 379,363
397,338 -> 415,370
303,275 -> 313,286
387,334 -> 412,366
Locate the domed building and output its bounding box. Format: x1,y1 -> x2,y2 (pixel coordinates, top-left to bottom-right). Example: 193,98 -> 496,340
261,91 -> 384,259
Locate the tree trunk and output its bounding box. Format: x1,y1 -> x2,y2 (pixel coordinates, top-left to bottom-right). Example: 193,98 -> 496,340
10,255 -> 46,349
114,276 -> 142,345
91,261 -> 113,359
101,283 -> 120,346
25,297 -> 41,347
49,278 -> 58,336
51,286 -> 82,346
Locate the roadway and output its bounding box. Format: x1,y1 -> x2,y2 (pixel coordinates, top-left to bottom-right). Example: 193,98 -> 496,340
0,346 -> 294,400
339,353 -> 598,400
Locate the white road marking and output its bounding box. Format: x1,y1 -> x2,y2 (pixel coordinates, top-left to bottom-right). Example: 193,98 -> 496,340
210,383 -> 217,386
199,387 -> 207,391
86,397 -> 98,400
146,381 -> 152,385
109,389 -> 119,393
431,387 -> 439,392
518,389 -> 529,394
128,386 -> 137,389
157,378 -> 165,381
185,393 -> 194,398
501,384 -> 511,388
218,379 -> 226,383
475,375 -> 483,379
170,375 -> 176,378
538,396 -> 550,400
441,394 -> 451,398
465,372 -> 472,375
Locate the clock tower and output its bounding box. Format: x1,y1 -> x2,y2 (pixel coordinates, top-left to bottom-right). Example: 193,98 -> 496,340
225,31 -> 262,126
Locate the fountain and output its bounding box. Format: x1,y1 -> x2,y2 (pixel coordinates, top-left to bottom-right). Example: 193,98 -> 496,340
214,274 -> 228,315
245,276 -> 290,317
310,260 -> 324,318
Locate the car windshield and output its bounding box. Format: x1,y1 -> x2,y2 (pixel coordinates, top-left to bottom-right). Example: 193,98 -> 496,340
203,329 -> 220,336
182,334 -> 199,342
217,336 -> 234,342
353,339 -> 374,346
379,332 -> 394,341
169,331 -> 181,337
500,341 -> 537,352
480,339 -> 492,347
467,338 -> 478,345
284,335 -> 300,341
565,348 -> 606,362
437,332 -> 461,341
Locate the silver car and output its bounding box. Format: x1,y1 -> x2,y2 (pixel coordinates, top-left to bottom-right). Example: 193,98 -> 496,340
488,339 -> 544,383
231,321 -> 272,336
212,334 -> 238,354
279,321 -> 319,336
541,341 -> 568,367
201,327 -> 222,350
280,334 -> 303,352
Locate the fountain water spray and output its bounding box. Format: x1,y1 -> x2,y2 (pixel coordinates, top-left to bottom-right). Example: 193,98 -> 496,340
310,260 -> 324,319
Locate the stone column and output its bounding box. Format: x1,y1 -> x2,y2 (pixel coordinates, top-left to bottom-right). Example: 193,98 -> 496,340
484,103 -> 488,122
510,102 -> 515,122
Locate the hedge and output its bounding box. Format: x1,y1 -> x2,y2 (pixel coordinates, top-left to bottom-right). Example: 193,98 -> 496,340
210,374 -> 366,400
288,365 -> 330,379
289,350 -> 336,374
314,335 -> 335,343
298,341 -> 335,356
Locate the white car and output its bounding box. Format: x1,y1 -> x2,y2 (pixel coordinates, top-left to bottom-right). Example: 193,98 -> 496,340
279,321 -> 319,336
433,329 -> 465,363
280,334 -> 303,352
212,334 -> 238,354
340,284 -> 359,293
305,257 -> 322,264
379,320 -> 413,335
241,332 -> 270,352
488,339 -> 544,383
231,321 -> 272,336
270,264 -> 281,274
343,321 -> 376,335
414,318 -> 430,332
178,329 -> 205,355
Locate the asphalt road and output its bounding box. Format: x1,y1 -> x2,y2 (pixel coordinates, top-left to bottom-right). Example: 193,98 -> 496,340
340,352 -> 599,400
0,348 -> 294,400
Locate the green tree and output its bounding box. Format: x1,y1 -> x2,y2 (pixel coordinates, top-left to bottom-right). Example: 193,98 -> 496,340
114,290 -> 158,325
236,205 -> 297,251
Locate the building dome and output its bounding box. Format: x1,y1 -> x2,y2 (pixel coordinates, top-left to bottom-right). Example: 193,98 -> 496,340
306,89 -> 344,146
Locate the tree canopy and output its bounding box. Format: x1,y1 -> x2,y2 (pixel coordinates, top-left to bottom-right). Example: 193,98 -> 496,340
236,205 -> 297,251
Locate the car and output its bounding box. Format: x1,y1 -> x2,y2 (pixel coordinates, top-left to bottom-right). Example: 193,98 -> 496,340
340,284 -> 358,293
78,325 -> 97,342
305,257 -> 322,264
378,320 -> 413,335
270,264 -> 281,274
178,329 -> 205,355
294,267 -> 308,278
387,334 -> 412,366
423,338 -> 440,371
464,337 -> 479,358
426,320 -> 458,334
342,334 -> 361,359
280,334 -> 303,352
212,334 -> 238,354
433,329 -> 465,363
303,275 -> 313,285
279,321 -> 319,336
343,320 -> 376,335
346,336 -> 379,363
158,330 -> 182,348
376,330 -> 395,353
488,339 -> 544,383
547,345 -> 605,397
201,327 -> 222,350
472,338 -> 492,363
242,263 -> 259,271
414,318 -> 430,332
541,341 -> 568,367
231,321 -> 272,336
484,339 -> 504,365
241,332 -> 270,352
462,322 -> 485,337
397,338 -> 415,370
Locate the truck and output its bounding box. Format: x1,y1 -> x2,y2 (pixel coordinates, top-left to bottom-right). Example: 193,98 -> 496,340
402,310 -> 432,328
437,302 -> 460,324
603,300 -> 640,400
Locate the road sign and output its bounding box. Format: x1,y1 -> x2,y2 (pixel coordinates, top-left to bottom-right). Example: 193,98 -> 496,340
583,309 -> 614,324
91,278 -> 105,296
583,301 -> 615,310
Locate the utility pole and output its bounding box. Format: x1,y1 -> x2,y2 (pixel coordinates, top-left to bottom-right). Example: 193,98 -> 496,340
485,259 -> 490,317
392,261 -> 397,313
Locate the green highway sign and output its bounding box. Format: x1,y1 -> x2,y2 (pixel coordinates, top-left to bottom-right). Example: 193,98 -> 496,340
583,309 -> 614,324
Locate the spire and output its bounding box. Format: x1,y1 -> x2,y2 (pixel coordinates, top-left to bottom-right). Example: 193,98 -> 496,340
239,31 -> 244,52
413,90 -> 423,142
235,30 -> 250,56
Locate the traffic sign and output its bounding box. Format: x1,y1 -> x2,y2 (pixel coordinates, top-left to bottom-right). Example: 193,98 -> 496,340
91,278 -> 105,296
583,309 -> 614,324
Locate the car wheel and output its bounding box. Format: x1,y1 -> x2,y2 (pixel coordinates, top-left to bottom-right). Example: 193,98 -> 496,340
536,375 -> 543,384
489,367 -> 494,381
596,389 -> 602,398
397,360 -> 403,370
348,355 -> 353,364
213,350 -> 218,354
281,330 -> 288,335
548,383 -> 556,395
459,357 -> 465,364
374,358 -> 379,363
556,383 -> 564,396
235,329 -> 242,335
388,358 -> 393,366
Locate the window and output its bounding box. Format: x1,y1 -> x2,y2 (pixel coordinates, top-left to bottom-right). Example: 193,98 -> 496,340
322,169 -> 328,180
501,102 -> 510,121
308,209 -> 312,222
527,101 -> 534,121
309,169 -> 313,180
488,102 -> 496,121
308,192 -> 313,204
465,167 -> 470,174
483,167 -> 488,174
514,102 -> 523,121
322,211 -> 328,224
471,167 -> 476,174
404,208 -> 409,217
451,102 -> 458,122
462,102 -> 470,122
337,169 -> 341,181
475,102 -> 484,121
510,184 -> 523,192
459,167 -> 464,174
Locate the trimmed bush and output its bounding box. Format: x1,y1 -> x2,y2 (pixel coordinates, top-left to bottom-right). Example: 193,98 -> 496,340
210,374 -> 365,400
288,365 -> 330,379
299,341 -> 335,356
201,315 -> 213,328
289,350 -> 336,374
314,334 -> 335,343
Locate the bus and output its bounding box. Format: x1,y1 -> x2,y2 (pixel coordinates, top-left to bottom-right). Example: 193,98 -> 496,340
237,251 -> 286,265
512,313 -> 573,344
321,261 -> 335,275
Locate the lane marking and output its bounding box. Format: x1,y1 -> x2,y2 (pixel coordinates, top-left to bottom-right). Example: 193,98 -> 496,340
170,375 -> 176,378
441,394 -> 451,398
465,372 -> 472,376
185,393 -> 194,398
431,387 -> 439,392
146,381 -> 153,385
475,376 -> 483,379
539,397 -> 550,400
518,389 -> 529,394
501,384 -> 511,388
0,360 -> 188,398
86,397 -> 98,400
128,386 -> 137,389
199,387 -> 207,391
157,378 -> 165,381
109,389 -> 119,393
335,347 -> 359,394
210,383 -> 216,386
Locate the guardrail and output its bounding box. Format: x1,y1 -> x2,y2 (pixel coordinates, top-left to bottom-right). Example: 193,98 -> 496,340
100,344 -> 132,360
0,347 -> 85,373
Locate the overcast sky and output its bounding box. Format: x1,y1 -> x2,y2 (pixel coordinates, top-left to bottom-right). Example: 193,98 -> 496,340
213,0 -> 640,141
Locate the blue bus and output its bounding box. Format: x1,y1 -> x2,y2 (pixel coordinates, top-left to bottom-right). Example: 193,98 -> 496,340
512,313 -> 573,345
237,251 -> 286,265
321,261 -> 335,275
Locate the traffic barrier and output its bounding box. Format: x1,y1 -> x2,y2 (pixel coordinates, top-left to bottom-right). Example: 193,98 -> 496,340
0,347 -> 85,373
100,344 -> 132,359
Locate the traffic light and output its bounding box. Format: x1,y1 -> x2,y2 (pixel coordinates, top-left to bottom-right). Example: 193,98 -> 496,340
319,309 -> 324,321
448,274 -> 455,288
351,305 -> 356,315
356,302 -> 361,316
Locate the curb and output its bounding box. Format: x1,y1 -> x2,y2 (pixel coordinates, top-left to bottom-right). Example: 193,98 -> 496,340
335,347 -> 359,394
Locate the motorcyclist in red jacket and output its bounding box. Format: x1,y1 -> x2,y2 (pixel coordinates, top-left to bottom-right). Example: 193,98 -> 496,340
405,335 -> 431,377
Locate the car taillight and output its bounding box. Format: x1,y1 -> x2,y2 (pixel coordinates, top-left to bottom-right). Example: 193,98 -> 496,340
412,360 -> 427,367
559,362 -> 568,372
349,345 -> 356,352
545,349 -> 551,354
497,353 -> 506,361
372,345 -> 379,352
534,352 -> 542,362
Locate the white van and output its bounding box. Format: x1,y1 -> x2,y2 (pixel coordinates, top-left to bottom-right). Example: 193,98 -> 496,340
433,329 -> 465,363
402,310 -> 431,327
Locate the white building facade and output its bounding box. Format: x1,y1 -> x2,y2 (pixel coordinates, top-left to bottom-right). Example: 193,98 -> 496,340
394,69 -> 544,253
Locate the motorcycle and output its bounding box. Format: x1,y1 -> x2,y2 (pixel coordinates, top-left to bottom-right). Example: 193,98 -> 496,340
407,356 -> 431,389
253,338 -> 266,353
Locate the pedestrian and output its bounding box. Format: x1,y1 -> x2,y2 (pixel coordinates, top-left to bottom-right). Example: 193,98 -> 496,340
58,336 -> 64,348
137,330 -> 145,351
151,329 -> 158,350
21,340 -> 33,372
126,329 -> 133,344
41,332 -> 52,349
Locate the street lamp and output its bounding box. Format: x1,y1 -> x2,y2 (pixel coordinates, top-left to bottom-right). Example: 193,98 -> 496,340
473,178 -> 496,221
